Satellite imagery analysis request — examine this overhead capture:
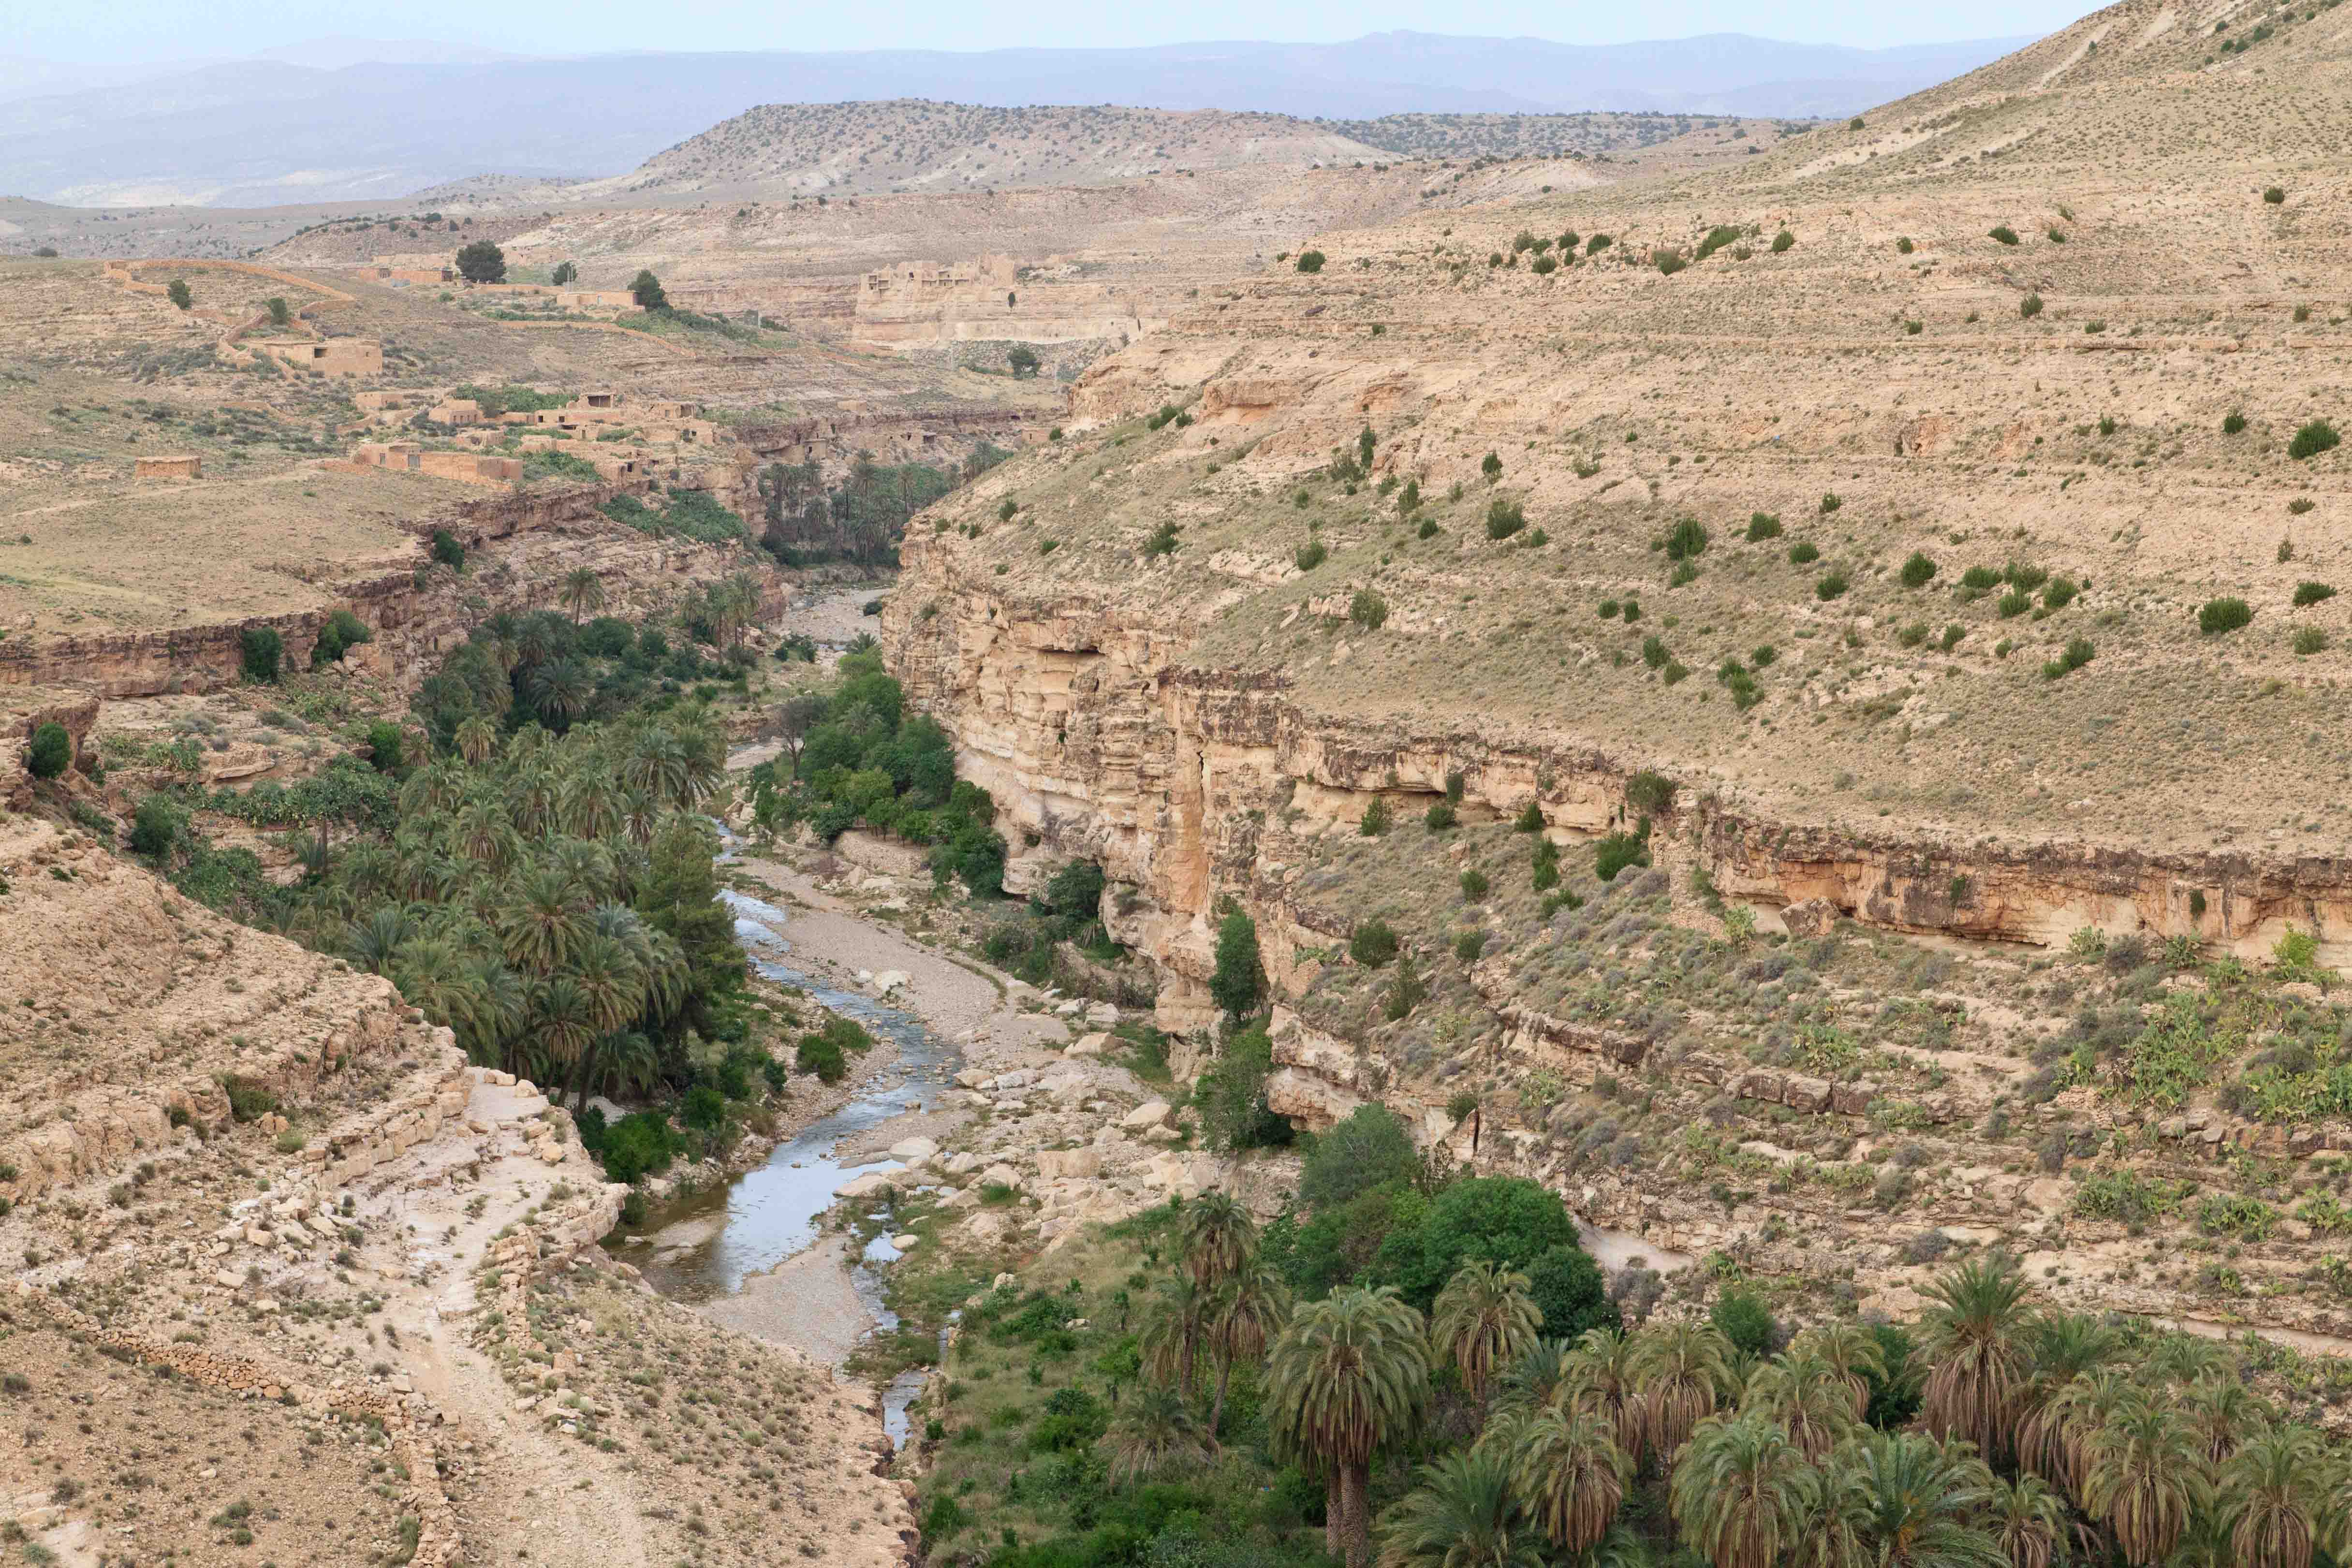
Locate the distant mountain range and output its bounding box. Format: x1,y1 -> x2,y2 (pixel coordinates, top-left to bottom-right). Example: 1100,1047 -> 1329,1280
0,30 -> 2040,208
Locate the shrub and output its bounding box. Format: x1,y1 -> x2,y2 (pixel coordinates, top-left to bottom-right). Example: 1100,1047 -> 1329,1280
1815,572 -> 1849,601
2199,597 -> 2253,634
1626,770 -> 1676,814
1295,250 -> 1326,273
1594,832 -> 1649,881
310,608 -> 373,668
2020,293 -> 2044,319
1586,233 -> 1612,254
1359,796 -> 1392,836
1485,499 -> 1526,539
166,278 -> 191,310
455,240 -> 506,283
240,626 -> 283,683
25,722 -> 70,779
1621,599 -> 1641,622
1940,624 -> 1966,651
1896,237 -> 1915,254
1142,521 -> 1180,557
2290,420 -> 2341,460
1695,224 -> 1742,261
364,720 -> 405,775
1300,1106 -> 1419,1209
2295,581 -> 2337,607
1710,1290 -> 1777,1356
1294,540 -> 1327,572
1989,225 -> 2019,245
2264,186 -> 2286,205
1453,930 -> 1486,962
1746,512 -> 1781,541
1788,541 -> 1820,565
2224,411 -> 2249,435
1349,589 -> 1389,630
1654,249 -> 1687,275
1350,918 -> 1400,968
430,528 -> 465,569
2294,627 -> 2328,656
1819,492 -> 1841,514
1998,590 -> 2031,618
1899,551 -> 1937,588
2043,576 -> 2079,610
1664,517 -> 1708,560
796,1034 -> 847,1082
2040,638 -> 2095,680
1425,801 -> 1458,831
1210,908 -> 1265,1021
1598,599 -> 1621,619
1641,635 -> 1670,670
130,793 -> 180,858
1195,1025 -> 1291,1150
1770,230 -> 1795,254
1661,660 -> 1690,685
1459,868 -> 1489,900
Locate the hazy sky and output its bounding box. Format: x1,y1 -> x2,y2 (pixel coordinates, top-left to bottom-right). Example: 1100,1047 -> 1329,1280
26,0 -> 2090,62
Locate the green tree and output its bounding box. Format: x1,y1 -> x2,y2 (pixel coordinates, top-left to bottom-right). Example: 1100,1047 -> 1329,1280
1300,1105 -> 1419,1210
1913,1260 -> 2032,1466
560,567 -> 606,623
1844,1428 -> 2002,1568
1209,906 -> 1264,1021
455,240 -> 507,283
166,278 -> 191,310
1139,1273 -> 1212,1395
1373,1450 -> 1543,1568
1986,1475 -> 2065,1568
25,722 -> 71,779
1742,1353 -> 1858,1462
551,261 -> 578,285
1007,344 -> 1041,378
2083,1399 -> 2204,1566
1564,1326 -> 1647,1465
1431,1260 -> 1541,1402
1267,1286 -> 1432,1568
2216,1424 -> 2337,1568
1102,1385 -> 1205,1484
1670,1411 -> 1809,1568
241,625 -> 282,683
1635,1321 -> 1738,1464
1373,1176 -> 1581,1312
1206,1253 -> 1291,1442
1504,1405 -> 1629,1554
265,296 -> 291,326
629,268 -> 668,309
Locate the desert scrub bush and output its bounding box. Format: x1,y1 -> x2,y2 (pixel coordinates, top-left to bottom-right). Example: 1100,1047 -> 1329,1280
1531,837 -> 1561,891
1897,622 -> 1929,648
1746,512 -> 1781,541
1899,551 -> 1937,588
1142,521 -> 1180,557
2294,627 -> 2329,656
1349,918 -> 1399,967
2290,420 -> 2341,460
1294,540 -> 1327,572
1895,236 -> 1914,254
2224,411 -> 2249,435
2264,186 -> 2286,205
1349,589 -> 1388,630
1771,230 -> 1795,253
1294,250 -> 1325,273
2290,498 -> 2315,514
1661,660 -> 1690,684
1594,829 -> 1650,881
2041,638 -> 2094,680
1669,560 -> 1699,587
1454,929 -> 1488,962
1641,635 -> 1671,670
25,722 -> 70,780
2020,293 -> 2043,319
1819,492 -> 1841,514
2199,597 -> 2253,634
1989,225 -> 2020,245
2042,576 -> 2079,611
1654,249 -> 1688,275
1694,224 -> 1742,261
1625,770 -> 1676,814
1940,624 -> 1965,650
1425,801 -> 1458,832
1598,599 -> 1621,619
2073,1168 -> 2184,1225
1531,253 -> 1558,275
1459,867 -> 1489,900
1359,796 -> 1392,836
1998,589 -> 2031,618
240,625 -> 283,683
1959,564 -> 2000,597
2196,1193 -> 2278,1242
2295,581 -> 2337,607
1815,572 -> 1849,601
1485,498 -> 1526,539
1789,541 -> 1820,565
1663,517 -> 1709,559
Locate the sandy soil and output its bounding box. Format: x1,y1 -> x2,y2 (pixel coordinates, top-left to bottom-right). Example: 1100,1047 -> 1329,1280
701,1233 -> 874,1369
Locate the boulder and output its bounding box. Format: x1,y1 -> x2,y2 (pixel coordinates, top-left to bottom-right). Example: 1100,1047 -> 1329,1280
872,970 -> 911,997
835,1171 -> 897,1200
1067,1033 -> 1110,1058
1780,898 -> 1841,939
1122,1099 -> 1174,1131
979,1162 -> 1021,1189
1037,1149 -> 1103,1182
1085,1003 -> 1119,1027
888,1136 -> 939,1163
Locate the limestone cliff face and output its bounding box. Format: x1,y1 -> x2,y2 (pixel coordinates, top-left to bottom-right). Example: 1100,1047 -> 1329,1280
885,538 -> 2352,1033
0,482 -> 782,701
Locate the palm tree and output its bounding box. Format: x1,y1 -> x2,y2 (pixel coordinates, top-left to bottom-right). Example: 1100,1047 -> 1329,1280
1913,1260 -> 2032,1465
508,765 -> 562,839
1669,1412 -> 1808,1568
1841,1428 -> 2001,1568
2216,1424 -> 2339,1568
559,768 -> 620,841
497,865 -> 588,975
1101,1385 -> 1205,1484
1182,1191 -> 1256,1291
1786,1456 -> 1869,1568
560,933 -> 646,1106
1505,1405 -> 1629,1554
1375,1450 -> 1544,1568
1205,1254 -> 1290,1441
529,661 -> 594,728
2083,1398 -> 2207,1566
2142,1332 -> 2232,1387
2180,1372 -> 2274,1466
1742,1352 -> 1859,1463
1139,1274 -> 1211,1395
529,975 -> 599,1078
2024,1367 -> 2139,1502
1984,1475 -> 2064,1568
2015,1313 -> 2122,1483
1495,1338 -> 1573,1417
1564,1327 -> 1646,1466
1265,1286 -> 1432,1568
454,715 -> 499,767
1432,1261 -> 1543,1404
1633,1320 -> 1736,1465
347,906 -> 413,976
560,567 -> 606,624
1791,1322 -> 1887,1422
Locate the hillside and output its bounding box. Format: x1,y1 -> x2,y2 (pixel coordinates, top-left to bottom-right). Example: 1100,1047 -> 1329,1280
876,0 -> 2352,1346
